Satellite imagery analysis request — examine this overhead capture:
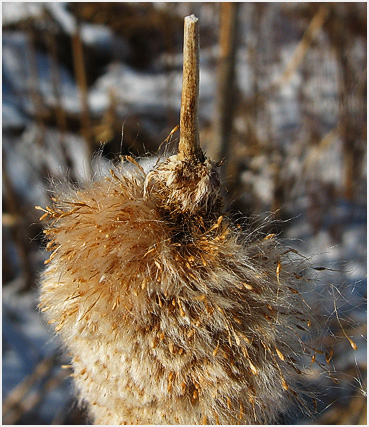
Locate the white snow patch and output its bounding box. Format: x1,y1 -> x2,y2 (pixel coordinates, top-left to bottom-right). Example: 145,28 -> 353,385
45,2 -> 76,35
2,2 -> 44,25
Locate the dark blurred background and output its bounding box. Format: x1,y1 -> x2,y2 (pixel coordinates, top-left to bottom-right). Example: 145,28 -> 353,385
2,2 -> 366,424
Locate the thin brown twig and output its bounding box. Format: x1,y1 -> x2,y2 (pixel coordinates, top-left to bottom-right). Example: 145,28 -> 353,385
2,152 -> 35,289
275,5 -> 329,86
25,24 -> 47,143
71,19 -> 93,177
211,2 -> 239,165
178,14 -> 202,161
44,24 -> 78,180
241,5 -> 329,112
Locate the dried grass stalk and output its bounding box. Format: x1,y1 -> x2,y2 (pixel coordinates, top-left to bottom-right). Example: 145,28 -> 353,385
178,14 -> 201,161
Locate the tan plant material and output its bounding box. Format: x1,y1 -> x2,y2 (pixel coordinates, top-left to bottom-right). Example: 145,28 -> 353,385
39,14 -> 317,425
210,3 -> 239,166
275,5 -> 329,86
38,156 -> 313,424
178,15 -> 201,161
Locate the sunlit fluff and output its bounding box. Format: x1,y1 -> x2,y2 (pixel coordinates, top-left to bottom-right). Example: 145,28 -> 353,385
39,153 -> 311,425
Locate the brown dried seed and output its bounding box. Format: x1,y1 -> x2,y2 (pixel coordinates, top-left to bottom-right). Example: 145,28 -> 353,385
112,296 -> 120,311
242,283 -> 253,290
66,307 -> 79,316
55,322 -> 64,332
125,155 -> 145,173
267,304 -> 275,314
154,260 -> 162,271
213,341 -> 220,357
249,360 -> 259,375
169,342 -> 175,354
39,212 -> 49,221
276,260 -> 281,283
239,401 -> 244,420
281,377 -> 289,390
35,205 -> 48,212
348,337 -> 358,351
157,296 -> 163,308
143,246 -> 156,258
233,331 -> 241,346
187,329 -> 195,338
325,349 -> 333,364
275,347 -> 285,361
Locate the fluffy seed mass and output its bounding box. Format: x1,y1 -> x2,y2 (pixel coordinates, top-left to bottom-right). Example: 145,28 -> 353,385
39,153 -> 311,424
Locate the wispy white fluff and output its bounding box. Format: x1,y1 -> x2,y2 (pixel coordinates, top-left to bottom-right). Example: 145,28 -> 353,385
39,154 -> 316,425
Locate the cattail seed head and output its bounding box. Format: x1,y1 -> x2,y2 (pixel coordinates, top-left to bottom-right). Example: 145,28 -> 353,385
39,153 -> 313,425
38,13 -> 317,425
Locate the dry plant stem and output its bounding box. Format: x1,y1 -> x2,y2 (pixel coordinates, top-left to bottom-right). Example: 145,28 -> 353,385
240,5 -> 329,114
45,29 -> 77,179
178,15 -> 202,161
2,154 -> 34,289
211,3 -> 239,167
72,20 -> 92,177
26,25 -> 46,142
46,30 -> 67,135
274,5 -> 328,87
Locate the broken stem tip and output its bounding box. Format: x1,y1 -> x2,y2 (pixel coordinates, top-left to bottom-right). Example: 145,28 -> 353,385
178,14 -> 202,161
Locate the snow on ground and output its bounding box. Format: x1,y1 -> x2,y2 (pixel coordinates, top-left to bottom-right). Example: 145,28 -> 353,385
2,2 -> 44,25
2,31 -> 80,119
